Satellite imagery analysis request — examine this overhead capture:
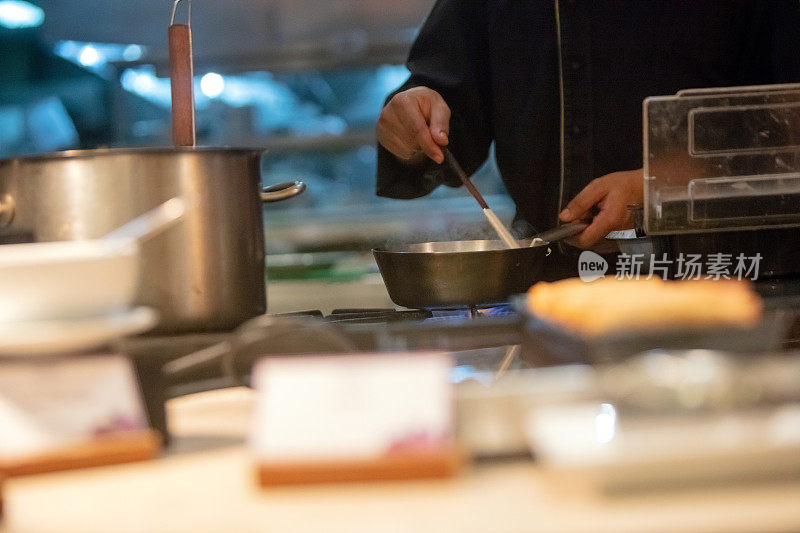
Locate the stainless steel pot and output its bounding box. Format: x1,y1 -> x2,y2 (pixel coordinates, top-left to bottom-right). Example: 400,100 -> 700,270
0,147 -> 305,333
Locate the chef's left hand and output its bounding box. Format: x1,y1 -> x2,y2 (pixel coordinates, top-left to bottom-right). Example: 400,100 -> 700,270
559,169 -> 643,249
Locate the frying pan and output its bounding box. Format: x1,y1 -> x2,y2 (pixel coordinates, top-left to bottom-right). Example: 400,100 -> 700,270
373,221 -> 587,309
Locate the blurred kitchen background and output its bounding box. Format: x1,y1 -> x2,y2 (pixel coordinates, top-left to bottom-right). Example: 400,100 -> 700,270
0,0 -> 514,279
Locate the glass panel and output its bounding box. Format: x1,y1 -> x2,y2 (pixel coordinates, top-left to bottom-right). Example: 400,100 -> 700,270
644,84 -> 800,234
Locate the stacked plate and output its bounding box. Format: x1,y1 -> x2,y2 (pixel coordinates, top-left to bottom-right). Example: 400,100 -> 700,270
0,198 -> 188,356
0,239 -> 158,357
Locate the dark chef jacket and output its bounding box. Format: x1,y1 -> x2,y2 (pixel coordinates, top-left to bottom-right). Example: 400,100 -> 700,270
375,0 -> 800,278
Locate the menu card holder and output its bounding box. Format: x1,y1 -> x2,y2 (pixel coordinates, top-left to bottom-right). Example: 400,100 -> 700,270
250,352 -> 465,486
0,429 -> 160,478
0,355 -> 161,516
257,441 -> 464,486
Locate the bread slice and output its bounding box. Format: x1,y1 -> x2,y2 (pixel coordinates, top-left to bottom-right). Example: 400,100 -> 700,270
526,277 -> 762,336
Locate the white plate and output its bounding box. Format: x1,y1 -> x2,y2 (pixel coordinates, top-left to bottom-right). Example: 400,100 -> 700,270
0,307 -> 158,357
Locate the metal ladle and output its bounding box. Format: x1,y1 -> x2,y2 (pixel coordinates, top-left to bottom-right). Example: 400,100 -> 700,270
101,197 -> 188,250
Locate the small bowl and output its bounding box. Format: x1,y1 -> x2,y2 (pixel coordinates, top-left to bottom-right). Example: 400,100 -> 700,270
0,239 -> 140,322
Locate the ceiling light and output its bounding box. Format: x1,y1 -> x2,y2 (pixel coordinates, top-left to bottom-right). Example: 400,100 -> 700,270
78,45 -> 101,67
0,0 -> 45,29
122,44 -> 143,62
200,72 -> 225,99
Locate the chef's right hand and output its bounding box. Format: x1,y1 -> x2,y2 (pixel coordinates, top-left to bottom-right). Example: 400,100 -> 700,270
377,87 -> 451,165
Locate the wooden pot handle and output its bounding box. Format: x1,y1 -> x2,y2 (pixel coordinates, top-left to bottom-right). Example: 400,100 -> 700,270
168,23 -> 195,147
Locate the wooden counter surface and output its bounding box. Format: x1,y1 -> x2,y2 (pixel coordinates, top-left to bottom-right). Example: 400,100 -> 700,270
2,387 -> 799,533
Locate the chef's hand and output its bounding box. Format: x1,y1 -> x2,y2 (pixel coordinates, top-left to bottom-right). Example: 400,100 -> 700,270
377,87 -> 451,165
559,169 -> 644,249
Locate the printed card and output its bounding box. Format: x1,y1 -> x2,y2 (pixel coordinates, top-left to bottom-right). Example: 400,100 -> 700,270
0,354 -> 148,460
250,352 -> 453,462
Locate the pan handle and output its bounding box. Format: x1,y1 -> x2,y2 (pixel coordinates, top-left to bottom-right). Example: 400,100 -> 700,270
0,193 -> 14,228
260,181 -> 306,203
533,220 -> 588,245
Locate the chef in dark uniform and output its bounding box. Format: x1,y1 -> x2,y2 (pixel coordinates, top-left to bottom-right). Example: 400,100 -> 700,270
375,0 -> 800,280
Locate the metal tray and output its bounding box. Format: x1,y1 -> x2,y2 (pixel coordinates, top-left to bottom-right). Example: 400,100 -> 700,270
513,297 -> 789,366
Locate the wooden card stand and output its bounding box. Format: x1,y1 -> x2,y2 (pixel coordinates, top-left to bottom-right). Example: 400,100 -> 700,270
0,429 -> 161,517
251,353 -> 461,487
257,442 -> 465,487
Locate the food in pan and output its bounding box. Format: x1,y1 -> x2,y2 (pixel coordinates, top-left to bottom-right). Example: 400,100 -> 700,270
526,277 -> 762,335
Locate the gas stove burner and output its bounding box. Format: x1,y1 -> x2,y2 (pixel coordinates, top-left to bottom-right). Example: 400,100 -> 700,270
326,308 -> 433,324
427,303 -> 517,319
267,308 -> 434,324
135,304 -> 525,392
270,305 -> 519,325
